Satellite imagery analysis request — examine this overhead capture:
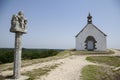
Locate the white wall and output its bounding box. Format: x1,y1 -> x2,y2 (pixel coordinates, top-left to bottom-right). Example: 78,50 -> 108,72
76,24 -> 107,51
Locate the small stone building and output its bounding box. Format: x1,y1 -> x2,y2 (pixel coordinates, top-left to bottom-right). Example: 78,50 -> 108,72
75,13 -> 107,51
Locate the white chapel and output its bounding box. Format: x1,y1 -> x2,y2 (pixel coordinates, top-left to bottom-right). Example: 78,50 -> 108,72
75,13 -> 107,51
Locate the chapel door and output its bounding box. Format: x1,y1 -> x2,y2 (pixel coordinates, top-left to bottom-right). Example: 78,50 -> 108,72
85,36 -> 97,51
87,41 -> 94,50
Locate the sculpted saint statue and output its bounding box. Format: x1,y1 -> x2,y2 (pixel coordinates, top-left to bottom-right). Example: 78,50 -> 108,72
10,11 -> 27,33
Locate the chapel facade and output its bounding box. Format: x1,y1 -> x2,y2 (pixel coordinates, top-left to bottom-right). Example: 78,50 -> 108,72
75,13 -> 107,51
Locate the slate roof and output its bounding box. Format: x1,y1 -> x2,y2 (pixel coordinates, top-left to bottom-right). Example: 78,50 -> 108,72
75,23 -> 107,37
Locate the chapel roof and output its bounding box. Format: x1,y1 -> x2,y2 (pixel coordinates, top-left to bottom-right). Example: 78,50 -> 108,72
75,13 -> 107,37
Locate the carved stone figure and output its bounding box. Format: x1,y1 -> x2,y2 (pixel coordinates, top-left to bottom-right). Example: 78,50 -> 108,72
10,11 -> 27,33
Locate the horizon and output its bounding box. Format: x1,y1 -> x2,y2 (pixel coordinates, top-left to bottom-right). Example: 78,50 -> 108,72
0,0 -> 120,49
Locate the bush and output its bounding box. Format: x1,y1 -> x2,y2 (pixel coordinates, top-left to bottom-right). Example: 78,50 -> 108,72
22,49 -> 58,59
0,49 -> 14,64
0,48 -> 59,64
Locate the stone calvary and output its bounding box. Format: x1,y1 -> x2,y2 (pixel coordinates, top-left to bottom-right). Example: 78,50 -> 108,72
10,11 -> 27,79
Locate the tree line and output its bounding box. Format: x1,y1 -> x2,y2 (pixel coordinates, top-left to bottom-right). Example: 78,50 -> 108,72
0,48 -> 62,64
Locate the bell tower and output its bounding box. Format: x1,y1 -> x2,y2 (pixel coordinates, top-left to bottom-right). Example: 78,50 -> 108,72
87,13 -> 92,24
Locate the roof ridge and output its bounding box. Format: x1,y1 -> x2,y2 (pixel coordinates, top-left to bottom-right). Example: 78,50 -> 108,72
75,23 -> 107,37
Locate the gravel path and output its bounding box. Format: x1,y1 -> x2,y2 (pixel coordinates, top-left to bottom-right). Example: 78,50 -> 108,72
39,55 -> 96,80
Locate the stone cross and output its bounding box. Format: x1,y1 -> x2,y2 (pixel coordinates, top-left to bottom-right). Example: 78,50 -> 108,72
10,11 -> 27,79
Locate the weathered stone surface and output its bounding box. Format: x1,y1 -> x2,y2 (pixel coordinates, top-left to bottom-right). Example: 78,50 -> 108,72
10,11 -> 27,33
13,33 -> 22,79
10,11 -> 27,79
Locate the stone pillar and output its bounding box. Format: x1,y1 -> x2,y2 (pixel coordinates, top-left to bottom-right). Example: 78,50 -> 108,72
13,33 -> 22,79
10,11 -> 27,79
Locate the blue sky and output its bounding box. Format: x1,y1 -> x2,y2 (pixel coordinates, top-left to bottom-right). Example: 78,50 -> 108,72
0,0 -> 120,49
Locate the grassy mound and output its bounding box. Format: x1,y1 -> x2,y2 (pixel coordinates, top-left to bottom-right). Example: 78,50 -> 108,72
86,56 -> 120,67
82,65 -> 120,80
68,49 -> 114,55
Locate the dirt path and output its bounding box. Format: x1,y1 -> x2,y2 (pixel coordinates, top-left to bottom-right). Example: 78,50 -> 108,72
0,55 -> 95,80
0,49 -> 120,80
39,55 -> 96,80
39,49 -> 120,80
111,49 -> 120,56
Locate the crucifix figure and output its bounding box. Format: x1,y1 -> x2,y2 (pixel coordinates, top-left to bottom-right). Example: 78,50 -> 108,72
10,11 -> 27,79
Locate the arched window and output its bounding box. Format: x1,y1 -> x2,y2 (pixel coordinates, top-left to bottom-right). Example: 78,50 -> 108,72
85,36 -> 97,51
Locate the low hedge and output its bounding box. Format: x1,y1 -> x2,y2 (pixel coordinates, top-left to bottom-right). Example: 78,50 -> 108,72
0,48 -> 59,64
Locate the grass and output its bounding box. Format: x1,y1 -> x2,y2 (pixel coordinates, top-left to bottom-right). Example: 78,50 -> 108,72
0,50 -> 69,72
82,65 -> 120,80
0,64 -> 60,80
0,49 -> 114,72
23,64 -> 59,80
69,49 -> 114,55
0,48 -> 61,64
86,56 -> 120,67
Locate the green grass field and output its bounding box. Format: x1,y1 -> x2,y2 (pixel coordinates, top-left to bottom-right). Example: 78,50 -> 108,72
82,65 -> 120,80
86,56 -> 120,67
82,56 -> 120,80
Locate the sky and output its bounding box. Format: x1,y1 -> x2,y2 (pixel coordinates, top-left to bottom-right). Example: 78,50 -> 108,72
0,0 -> 120,49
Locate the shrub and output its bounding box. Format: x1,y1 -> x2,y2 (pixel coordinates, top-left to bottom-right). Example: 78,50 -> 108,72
22,49 -> 58,59
0,49 -> 14,64
0,48 -> 59,64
